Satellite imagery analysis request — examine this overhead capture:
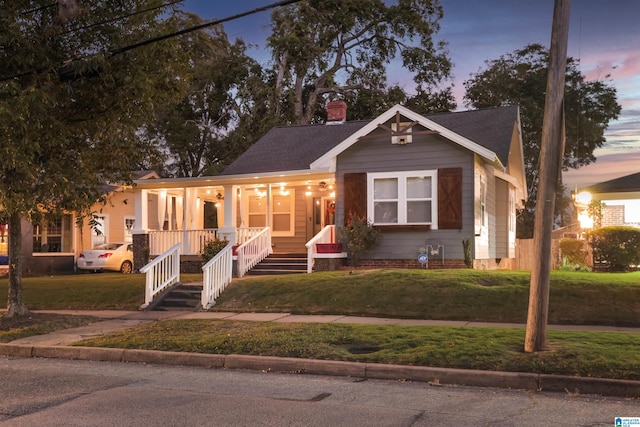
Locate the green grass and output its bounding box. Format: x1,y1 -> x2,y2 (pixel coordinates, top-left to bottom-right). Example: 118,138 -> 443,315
0,313 -> 99,342
0,273 -> 203,310
78,319 -> 640,380
3,269 -> 640,380
214,270 -> 640,326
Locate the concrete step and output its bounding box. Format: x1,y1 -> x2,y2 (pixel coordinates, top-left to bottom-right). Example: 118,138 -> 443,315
247,253 -> 307,276
153,284 -> 202,311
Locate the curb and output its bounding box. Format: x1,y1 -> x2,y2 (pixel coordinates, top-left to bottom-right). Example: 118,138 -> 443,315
2,343 -> 639,398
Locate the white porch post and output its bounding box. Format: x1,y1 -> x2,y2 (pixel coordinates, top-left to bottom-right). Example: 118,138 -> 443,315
132,188 -> 150,272
167,196 -> 174,230
219,184 -> 237,244
157,190 -> 167,230
134,189 -> 148,232
267,184 -> 272,229
176,194 -> 184,230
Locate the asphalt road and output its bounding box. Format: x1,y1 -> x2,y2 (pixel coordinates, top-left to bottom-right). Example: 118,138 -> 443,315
1,356 -> 638,426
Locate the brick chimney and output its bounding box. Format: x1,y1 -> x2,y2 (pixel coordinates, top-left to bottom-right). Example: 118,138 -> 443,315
326,100 -> 347,124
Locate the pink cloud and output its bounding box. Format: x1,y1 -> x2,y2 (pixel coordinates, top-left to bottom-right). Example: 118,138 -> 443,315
563,151 -> 640,188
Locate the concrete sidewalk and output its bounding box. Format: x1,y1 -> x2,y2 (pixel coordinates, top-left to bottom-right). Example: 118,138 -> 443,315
2,310 -> 640,398
15,309 -> 640,346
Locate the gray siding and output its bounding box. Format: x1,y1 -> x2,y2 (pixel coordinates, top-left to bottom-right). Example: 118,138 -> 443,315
336,128 -> 475,260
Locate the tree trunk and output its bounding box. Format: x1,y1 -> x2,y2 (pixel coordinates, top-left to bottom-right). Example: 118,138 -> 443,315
6,211 -> 30,317
524,0 -> 570,353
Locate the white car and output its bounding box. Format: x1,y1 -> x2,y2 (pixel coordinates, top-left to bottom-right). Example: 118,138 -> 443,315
77,243 -> 134,274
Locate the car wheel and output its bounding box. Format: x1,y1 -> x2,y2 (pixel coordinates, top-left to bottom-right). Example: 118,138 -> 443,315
120,261 -> 133,274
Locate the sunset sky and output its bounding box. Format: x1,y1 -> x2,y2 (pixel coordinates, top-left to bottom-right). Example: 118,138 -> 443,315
182,0 -> 640,190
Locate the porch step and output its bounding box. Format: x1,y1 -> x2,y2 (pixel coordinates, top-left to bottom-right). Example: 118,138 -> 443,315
153,283 -> 203,311
247,253 -> 307,276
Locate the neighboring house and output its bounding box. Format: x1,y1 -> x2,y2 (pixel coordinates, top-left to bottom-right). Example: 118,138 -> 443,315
131,103 -> 526,271
19,171 -> 158,274
578,171 -> 640,229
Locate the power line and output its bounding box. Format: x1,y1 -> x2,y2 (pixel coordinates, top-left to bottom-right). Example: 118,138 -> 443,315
21,3 -> 57,15
110,0 -> 303,56
61,1 -> 184,36
2,0 -> 304,83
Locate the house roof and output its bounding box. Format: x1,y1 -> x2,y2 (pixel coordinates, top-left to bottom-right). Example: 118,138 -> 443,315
222,105 -> 519,176
221,121 -> 369,175
427,106 -> 518,166
583,172 -> 640,194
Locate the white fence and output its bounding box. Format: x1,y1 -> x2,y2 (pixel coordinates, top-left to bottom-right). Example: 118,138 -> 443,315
237,227 -> 272,278
149,229 -> 219,256
139,242 -> 181,308
201,241 -> 234,309
149,227 -> 268,256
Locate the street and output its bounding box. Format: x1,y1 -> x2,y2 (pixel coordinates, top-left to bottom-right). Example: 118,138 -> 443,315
0,356 -> 637,426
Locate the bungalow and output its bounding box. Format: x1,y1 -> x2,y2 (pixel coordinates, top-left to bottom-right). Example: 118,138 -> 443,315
576,171 -> 640,229
131,103 -> 526,273
13,171 -> 158,275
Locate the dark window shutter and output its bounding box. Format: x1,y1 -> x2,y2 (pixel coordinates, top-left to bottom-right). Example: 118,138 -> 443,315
343,172 -> 367,219
438,168 -> 462,229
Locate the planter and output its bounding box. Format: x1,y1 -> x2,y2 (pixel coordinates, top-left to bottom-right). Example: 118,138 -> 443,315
316,243 -> 343,253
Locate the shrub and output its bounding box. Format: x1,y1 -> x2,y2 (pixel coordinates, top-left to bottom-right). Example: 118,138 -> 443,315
558,238 -> 588,267
462,238 -> 473,268
559,256 -> 591,272
587,226 -> 640,272
201,237 -> 230,263
337,213 -> 380,266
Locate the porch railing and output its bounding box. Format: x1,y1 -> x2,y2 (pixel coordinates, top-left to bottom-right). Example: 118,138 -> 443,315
305,225 -> 337,273
236,227 -> 269,245
149,227 -> 267,256
237,227 -> 272,278
139,242 -> 181,309
201,241 -> 234,309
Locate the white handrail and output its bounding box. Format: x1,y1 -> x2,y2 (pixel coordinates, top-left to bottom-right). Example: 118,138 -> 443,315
237,227 -> 272,278
236,227 -> 267,245
201,241 -> 234,309
139,242 -> 181,309
305,225 -> 336,273
149,229 -> 218,255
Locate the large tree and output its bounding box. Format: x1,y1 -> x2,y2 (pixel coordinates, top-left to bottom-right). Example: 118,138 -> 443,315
463,44 -> 621,237
0,0 -> 187,316
267,0 -> 455,124
138,13 -> 257,177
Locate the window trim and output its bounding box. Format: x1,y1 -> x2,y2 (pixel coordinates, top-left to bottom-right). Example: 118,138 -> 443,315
367,170 -> 438,227
124,216 -> 135,243
91,214 -> 109,248
32,214 -> 74,254
244,189 -> 296,237
480,176 -> 487,228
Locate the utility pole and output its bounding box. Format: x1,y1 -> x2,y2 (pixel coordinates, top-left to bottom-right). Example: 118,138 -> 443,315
524,0 -> 571,353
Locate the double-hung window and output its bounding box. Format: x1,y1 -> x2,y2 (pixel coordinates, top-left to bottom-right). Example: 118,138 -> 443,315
245,189 -> 295,236
368,171 -> 437,226
33,214 -> 73,253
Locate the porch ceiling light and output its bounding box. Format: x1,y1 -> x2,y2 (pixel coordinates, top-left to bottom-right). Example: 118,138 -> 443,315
574,191 -> 592,206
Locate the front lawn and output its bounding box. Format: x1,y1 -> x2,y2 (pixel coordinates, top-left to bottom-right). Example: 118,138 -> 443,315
213,269 -> 640,326
78,319 -> 640,380
1,270 -> 639,326
0,273 -> 203,310
3,269 -> 639,380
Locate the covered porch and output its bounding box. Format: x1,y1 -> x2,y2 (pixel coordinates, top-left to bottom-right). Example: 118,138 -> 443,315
131,171 -> 343,271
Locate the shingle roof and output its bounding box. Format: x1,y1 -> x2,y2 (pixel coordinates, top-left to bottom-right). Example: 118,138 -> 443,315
584,172 -> 640,194
222,106 -> 518,176
221,121 -> 369,175
427,105 -> 518,166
